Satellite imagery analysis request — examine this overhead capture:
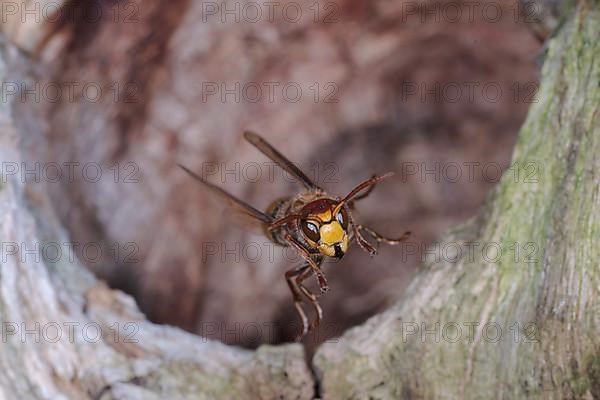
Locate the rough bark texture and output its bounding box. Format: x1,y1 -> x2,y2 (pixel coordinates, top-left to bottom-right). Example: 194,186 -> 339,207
314,3 -> 600,398
0,1 -> 597,399
13,0 -> 539,349
0,40 -> 314,400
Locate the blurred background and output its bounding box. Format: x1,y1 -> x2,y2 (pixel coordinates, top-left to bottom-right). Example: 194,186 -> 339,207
6,0 -> 540,352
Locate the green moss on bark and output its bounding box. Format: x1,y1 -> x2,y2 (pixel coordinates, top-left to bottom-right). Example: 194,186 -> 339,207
314,4 -> 600,399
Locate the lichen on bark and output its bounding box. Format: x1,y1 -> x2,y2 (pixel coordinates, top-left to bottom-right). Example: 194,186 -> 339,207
314,3 -> 600,399
0,0 -> 598,399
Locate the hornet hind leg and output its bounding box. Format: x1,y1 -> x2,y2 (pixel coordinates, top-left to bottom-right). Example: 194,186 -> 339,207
285,259 -> 324,341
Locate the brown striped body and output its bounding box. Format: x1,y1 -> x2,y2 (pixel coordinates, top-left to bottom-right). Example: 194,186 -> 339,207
179,131 -> 410,340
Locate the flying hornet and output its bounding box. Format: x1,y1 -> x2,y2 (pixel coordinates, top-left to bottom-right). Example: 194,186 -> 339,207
179,131 -> 411,340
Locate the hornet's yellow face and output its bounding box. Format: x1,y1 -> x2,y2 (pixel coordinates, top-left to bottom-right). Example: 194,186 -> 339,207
300,200 -> 350,259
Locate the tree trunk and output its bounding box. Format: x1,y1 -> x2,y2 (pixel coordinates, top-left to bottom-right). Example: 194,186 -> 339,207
0,38 -> 313,400
0,1 -> 598,400
315,3 -> 600,399
4,0 -> 538,349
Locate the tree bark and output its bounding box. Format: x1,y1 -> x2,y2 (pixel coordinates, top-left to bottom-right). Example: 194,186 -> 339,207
6,0 -> 538,347
0,40 -> 313,399
314,3 -> 600,399
0,1 -> 598,400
